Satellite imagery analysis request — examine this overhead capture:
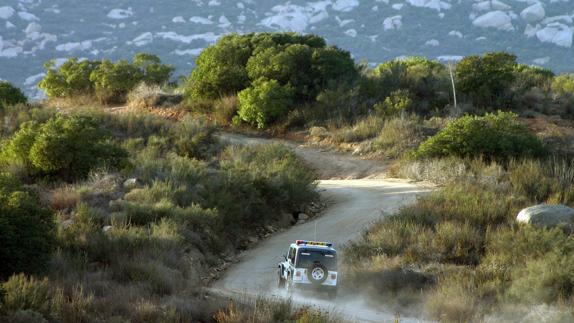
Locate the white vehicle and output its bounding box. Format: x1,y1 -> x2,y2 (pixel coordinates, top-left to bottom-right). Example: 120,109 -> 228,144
278,240 -> 338,299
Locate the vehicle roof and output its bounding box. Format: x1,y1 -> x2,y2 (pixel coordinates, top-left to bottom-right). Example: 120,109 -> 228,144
290,243 -> 336,252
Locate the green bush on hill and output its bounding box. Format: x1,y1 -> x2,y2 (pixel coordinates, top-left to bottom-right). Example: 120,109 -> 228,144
0,81 -> 27,111
0,174 -> 55,279
1,115 -> 127,181
39,54 -> 173,104
456,52 -> 517,110
417,111 -> 545,160
237,79 -> 294,128
186,32 -> 357,127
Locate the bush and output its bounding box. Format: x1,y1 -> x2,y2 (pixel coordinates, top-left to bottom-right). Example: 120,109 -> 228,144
1,274 -> 53,316
552,74 -> 574,98
38,58 -> 100,98
2,115 -> 127,181
374,89 -> 413,117
417,111 -> 545,160
39,54 -> 173,104
0,81 -> 27,111
373,116 -> 424,158
456,52 -> 517,110
173,115 -> 218,160
0,177 -> 55,279
237,79 -> 294,129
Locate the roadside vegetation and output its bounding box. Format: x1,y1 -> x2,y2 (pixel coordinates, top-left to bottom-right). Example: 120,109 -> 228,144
2,31 -> 574,322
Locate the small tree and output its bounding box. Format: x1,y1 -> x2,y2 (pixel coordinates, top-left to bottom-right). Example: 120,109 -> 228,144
0,81 -> 27,111
0,174 -> 55,279
133,53 -> 174,86
417,111 -> 546,160
90,60 -> 143,104
38,58 -> 100,98
456,52 -> 517,110
3,115 -> 127,181
237,79 -> 294,129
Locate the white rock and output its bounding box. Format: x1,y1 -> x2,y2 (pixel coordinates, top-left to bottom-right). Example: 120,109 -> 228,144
425,39 -> 440,46
392,4 -> 404,10
18,11 -> 39,21
260,2 -> 330,32
332,0 -> 359,12
172,16 -> 185,23
174,48 -> 204,56
55,40 -> 93,52
532,57 -> 550,65
24,73 -> 45,86
406,0 -> 452,12
298,213 -> 310,220
103,225 -> 113,232
123,178 -> 139,189
25,22 -> 42,34
107,8 -> 133,19
524,23 -> 539,38
448,30 -> 463,38
189,16 -> 213,24
472,11 -> 514,31
0,6 -> 14,19
219,15 -> 231,28
0,46 -> 23,58
473,0 -> 511,12
345,29 -> 357,37
536,22 -> 573,48
520,3 -> 545,23
132,32 -> 153,46
5,21 -> 15,28
383,15 -> 402,30
156,31 -> 220,44
517,204 -> 574,229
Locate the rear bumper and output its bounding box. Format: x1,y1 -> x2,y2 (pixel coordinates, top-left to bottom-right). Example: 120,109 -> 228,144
291,282 -> 337,291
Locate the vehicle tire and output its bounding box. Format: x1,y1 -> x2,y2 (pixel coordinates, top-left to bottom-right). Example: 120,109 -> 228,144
307,263 -> 328,285
277,269 -> 285,288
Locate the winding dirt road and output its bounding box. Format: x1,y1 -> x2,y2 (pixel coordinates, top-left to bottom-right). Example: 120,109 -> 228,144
214,133 -> 431,322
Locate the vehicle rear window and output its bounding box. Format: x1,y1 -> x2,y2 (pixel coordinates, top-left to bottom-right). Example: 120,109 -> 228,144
296,248 -> 337,270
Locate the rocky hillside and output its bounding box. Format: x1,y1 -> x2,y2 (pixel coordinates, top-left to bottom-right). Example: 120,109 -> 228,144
1,0 -> 573,98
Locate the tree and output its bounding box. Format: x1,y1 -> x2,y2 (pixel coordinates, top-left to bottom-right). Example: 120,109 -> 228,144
133,53 -> 174,85
38,58 -> 100,98
90,60 -> 143,104
3,115 -> 127,181
237,79 -> 294,129
456,52 -> 517,110
417,111 -> 545,160
0,174 -> 55,279
187,34 -> 253,100
0,82 -> 27,111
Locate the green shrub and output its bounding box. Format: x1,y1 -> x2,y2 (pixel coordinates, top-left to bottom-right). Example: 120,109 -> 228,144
173,115 -> 218,159
39,54 -> 173,104
417,111 -> 545,160
237,79 -> 294,129
38,58 -> 100,98
2,115 -> 127,181
552,74 -> 574,98
0,82 -> 27,111
456,52 -> 517,110
0,176 -> 55,279
1,274 -> 53,316
373,116 -> 424,158
90,60 -> 143,104
374,89 -> 413,117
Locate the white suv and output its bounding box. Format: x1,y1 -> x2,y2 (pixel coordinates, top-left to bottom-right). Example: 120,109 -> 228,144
278,240 -> 338,299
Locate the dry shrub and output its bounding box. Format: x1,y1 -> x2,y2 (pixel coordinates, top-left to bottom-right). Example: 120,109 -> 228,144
425,275 -> 478,323
213,95 -> 238,125
49,186 -> 80,210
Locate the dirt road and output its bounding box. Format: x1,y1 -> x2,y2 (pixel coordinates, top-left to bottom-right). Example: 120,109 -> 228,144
214,133 -> 431,322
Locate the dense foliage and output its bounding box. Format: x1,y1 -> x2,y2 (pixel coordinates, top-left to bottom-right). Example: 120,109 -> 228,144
1,115 -> 127,181
186,33 -> 357,127
0,174 -> 55,279
39,53 -> 174,103
417,111 -> 545,160
0,81 -> 27,111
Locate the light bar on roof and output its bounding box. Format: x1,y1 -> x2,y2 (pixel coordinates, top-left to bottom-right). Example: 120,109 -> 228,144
295,240 -> 333,247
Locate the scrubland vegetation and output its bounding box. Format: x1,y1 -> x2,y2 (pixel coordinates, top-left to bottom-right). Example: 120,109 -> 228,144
2,31 -> 574,322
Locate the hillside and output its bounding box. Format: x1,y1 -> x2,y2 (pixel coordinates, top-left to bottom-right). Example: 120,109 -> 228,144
1,0 -> 574,99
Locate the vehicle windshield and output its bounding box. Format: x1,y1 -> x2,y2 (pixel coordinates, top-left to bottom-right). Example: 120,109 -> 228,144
295,248 -> 337,270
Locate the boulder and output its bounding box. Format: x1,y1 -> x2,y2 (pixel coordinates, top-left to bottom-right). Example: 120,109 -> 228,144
536,22 -> 573,48
472,11 -> 513,31
298,213 -> 310,221
520,3 -> 545,24
516,204 -> 574,229
123,178 -> 139,189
